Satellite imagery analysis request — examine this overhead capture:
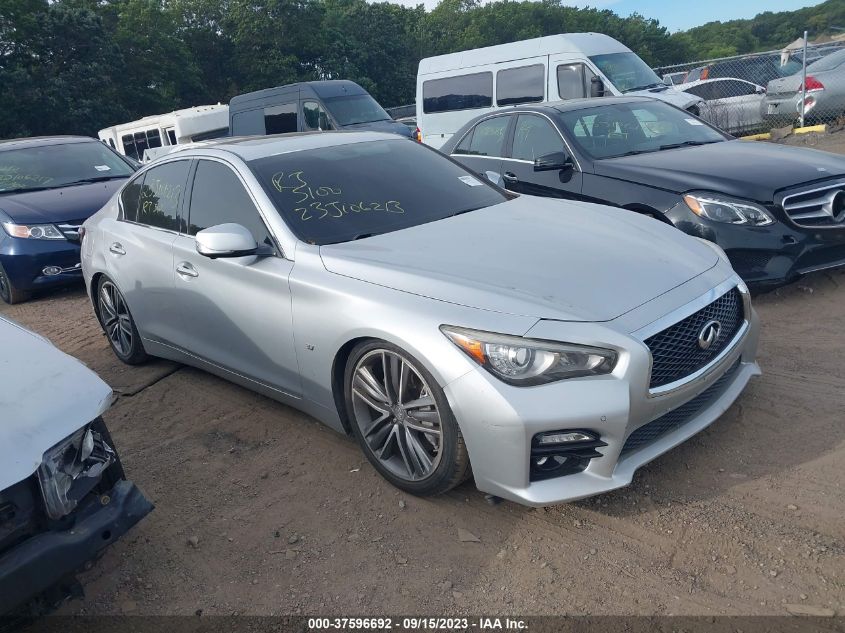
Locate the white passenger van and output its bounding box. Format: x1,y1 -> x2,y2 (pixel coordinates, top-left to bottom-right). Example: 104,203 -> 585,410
416,33 -> 703,148
98,104 -> 229,162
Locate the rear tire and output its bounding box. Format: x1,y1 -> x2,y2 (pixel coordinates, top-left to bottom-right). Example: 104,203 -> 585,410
344,340 -> 470,496
0,262 -> 32,304
96,275 -> 148,365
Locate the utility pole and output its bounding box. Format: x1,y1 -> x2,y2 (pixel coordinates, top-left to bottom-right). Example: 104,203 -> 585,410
800,30 -> 808,128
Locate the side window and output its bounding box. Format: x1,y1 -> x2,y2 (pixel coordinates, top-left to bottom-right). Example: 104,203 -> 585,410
121,134 -> 139,160
725,80 -> 757,97
133,131 -> 150,159
496,64 -> 544,106
188,160 -> 276,251
302,101 -> 334,131
467,116 -> 510,157
511,115 -> 565,161
683,84 -> 711,100
557,64 -> 590,100
137,160 -> 189,231
422,73 -> 493,113
147,129 -> 162,150
453,129 -> 475,155
264,102 -> 298,134
120,172 -> 144,222
166,129 -> 177,145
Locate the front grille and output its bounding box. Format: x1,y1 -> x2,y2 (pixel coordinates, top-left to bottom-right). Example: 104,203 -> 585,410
56,220 -> 84,241
782,182 -> 845,228
645,288 -> 744,389
621,360 -> 740,455
726,249 -> 773,274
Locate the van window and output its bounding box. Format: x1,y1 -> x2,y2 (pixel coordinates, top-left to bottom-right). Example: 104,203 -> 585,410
165,129 -> 177,145
265,103 -> 298,134
120,130 -> 162,160
303,101 -> 334,131
557,64 -> 592,100
466,116 -> 510,157
423,73 -> 493,114
496,65 -> 544,106
322,95 -> 390,126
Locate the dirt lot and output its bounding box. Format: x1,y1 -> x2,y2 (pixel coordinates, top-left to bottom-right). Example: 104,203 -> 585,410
2,272 -> 843,618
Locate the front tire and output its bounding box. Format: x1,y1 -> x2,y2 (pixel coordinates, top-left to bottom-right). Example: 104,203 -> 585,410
96,276 -> 148,365
344,340 -> 470,496
0,262 -> 32,304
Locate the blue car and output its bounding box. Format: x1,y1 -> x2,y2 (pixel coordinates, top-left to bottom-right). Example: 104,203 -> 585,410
0,137 -> 136,303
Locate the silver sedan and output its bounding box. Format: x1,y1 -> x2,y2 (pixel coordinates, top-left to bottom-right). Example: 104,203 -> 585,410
81,132 -> 760,506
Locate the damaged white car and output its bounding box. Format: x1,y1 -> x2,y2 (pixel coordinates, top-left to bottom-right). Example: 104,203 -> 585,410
0,315 -> 152,615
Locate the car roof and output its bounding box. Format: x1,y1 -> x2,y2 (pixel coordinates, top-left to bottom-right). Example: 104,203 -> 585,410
169,131 -> 400,162
0,136 -> 96,152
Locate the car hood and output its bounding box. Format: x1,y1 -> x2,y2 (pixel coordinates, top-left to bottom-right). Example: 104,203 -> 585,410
341,119 -> 413,138
0,315 -> 112,487
320,196 -> 718,322
625,86 -> 702,111
594,139 -> 845,202
0,179 -> 126,224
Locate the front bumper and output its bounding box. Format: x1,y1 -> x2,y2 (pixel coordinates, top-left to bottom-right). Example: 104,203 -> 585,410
666,202 -> 845,289
0,479 -> 153,614
444,281 -> 760,507
0,234 -> 83,291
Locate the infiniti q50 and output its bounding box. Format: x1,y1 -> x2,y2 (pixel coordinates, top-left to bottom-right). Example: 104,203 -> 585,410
81,132 -> 760,506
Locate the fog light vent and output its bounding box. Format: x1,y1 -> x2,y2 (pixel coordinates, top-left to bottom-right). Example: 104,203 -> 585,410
530,430 -> 607,482
42,266 -> 62,276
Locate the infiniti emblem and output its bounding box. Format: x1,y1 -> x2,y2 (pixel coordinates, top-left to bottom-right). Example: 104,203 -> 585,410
698,320 -> 722,350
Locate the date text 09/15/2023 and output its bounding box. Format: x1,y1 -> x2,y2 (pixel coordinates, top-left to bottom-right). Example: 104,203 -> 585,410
307,617 -> 528,630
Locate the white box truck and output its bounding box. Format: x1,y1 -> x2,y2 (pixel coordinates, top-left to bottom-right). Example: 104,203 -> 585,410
416,33 -> 703,148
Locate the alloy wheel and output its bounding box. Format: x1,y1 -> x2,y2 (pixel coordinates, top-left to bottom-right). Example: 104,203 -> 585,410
99,280 -> 134,357
351,349 -> 443,482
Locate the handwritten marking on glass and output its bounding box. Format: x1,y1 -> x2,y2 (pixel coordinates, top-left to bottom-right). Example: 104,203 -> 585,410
271,171 -> 404,221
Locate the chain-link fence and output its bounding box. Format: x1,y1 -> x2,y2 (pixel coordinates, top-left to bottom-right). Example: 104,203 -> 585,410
654,42 -> 845,136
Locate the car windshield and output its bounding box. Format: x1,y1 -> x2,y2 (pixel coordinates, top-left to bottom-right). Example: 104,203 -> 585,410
589,52 -> 664,93
0,141 -> 134,194
323,94 -> 392,126
557,100 -> 727,160
249,139 -> 509,245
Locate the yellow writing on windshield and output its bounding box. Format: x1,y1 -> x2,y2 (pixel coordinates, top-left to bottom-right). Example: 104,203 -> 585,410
271,170 -> 404,221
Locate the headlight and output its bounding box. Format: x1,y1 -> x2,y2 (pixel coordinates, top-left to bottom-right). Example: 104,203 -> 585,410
37,425 -> 116,519
441,326 -> 617,386
2,222 -> 66,240
683,193 -> 774,226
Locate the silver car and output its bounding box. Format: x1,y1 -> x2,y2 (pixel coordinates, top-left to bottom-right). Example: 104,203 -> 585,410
765,49 -> 845,126
80,132 -> 760,506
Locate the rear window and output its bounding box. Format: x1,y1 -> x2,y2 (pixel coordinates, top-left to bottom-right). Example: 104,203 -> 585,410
423,73 -> 493,114
248,139 -> 508,245
0,141 -> 134,194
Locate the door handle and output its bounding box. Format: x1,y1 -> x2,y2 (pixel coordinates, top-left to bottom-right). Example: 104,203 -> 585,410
502,171 -> 518,184
109,242 -> 125,256
176,262 -> 198,279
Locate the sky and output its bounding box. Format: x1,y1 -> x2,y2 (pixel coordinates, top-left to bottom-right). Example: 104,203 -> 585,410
381,0 -> 824,32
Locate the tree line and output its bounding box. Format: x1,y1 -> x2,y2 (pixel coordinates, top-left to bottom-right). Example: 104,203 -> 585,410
0,0 -> 837,140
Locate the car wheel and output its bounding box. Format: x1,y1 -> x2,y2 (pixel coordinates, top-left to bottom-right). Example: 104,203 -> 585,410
96,276 -> 148,365
345,340 -> 470,496
0,262 -> 32,304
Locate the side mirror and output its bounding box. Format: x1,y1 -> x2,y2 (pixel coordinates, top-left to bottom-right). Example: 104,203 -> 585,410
755,86 -> 766,94
484,170 -> 503,187
590,75 -> 606,98
534,152 -> 572,172
195,223 -> 258,258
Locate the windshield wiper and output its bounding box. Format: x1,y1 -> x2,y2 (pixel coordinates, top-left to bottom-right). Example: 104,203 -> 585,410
0,185 -> 58,195
622,82 -> 665,93
657,140 -> 721,151
63,175 -> 128,186
612,148 -> 659,157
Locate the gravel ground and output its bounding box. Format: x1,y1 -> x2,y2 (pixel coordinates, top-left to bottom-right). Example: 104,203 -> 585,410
2,197 -> 844,619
